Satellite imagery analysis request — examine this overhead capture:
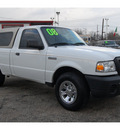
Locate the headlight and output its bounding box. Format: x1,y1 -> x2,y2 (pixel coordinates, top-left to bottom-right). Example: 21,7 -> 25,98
96,61 -> 116,72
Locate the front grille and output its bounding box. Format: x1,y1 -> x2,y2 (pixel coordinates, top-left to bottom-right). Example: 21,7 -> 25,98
114,57 -> 120,75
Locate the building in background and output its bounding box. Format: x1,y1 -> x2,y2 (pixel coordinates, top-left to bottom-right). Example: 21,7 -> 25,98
80,34 -> 91,44
0,20 -> 53,29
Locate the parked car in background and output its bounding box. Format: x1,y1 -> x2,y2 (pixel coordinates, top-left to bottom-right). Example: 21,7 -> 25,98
95,40 -> 120,49
115,40 -> 120,46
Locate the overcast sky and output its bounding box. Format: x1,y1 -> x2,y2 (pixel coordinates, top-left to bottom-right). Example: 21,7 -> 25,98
0,8 -> 120,34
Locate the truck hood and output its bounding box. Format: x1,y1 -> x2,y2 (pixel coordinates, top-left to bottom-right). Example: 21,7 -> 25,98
47,46 -> 120,61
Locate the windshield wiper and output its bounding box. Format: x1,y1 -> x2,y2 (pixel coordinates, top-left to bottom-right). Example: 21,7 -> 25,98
50,42 -> 85,47
73,42 -> 85,46
50,43 -> 71,47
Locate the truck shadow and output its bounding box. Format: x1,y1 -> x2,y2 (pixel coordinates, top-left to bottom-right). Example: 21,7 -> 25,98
3,76 -> 120,112
83,95 -> 120,111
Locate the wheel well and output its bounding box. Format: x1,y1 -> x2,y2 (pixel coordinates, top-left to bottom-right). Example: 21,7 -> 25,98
53,67 -> 84,85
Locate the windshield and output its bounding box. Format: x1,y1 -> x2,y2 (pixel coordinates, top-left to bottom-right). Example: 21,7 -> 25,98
41,27 -> 86,46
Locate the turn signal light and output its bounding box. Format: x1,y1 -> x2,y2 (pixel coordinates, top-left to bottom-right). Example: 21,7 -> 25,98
96,64 -> 104,72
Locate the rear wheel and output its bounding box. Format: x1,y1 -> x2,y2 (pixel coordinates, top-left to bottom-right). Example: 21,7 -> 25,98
0,71 -> 5,86
55,72 -> 90,111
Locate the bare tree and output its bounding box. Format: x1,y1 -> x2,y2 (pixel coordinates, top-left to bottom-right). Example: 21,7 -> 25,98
107,31 -> 120,40
74,29 -> 83,35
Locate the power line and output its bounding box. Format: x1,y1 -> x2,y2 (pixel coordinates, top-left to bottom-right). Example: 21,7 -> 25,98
0,16 -> 13,19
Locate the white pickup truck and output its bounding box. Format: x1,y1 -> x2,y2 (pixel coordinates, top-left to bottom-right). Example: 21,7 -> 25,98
0,25 -> 120,111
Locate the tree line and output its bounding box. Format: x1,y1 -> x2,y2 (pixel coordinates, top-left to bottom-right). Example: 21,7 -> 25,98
74,29 -> 120,40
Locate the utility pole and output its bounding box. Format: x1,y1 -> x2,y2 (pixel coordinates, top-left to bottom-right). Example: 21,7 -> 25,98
101,18 -> 104,40
105,18 -> 109,40
97,25 -> 99,40
56,12 -> 60,26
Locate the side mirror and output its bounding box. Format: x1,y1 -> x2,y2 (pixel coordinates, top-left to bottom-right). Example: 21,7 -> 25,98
27,40 -> 44,50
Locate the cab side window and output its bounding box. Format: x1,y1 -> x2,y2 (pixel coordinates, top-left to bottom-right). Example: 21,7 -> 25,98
19,29 -> 43,49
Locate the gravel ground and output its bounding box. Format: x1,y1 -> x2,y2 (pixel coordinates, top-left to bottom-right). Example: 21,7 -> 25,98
0,76 -> 120,122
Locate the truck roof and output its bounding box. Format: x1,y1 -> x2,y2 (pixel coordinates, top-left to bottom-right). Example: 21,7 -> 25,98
0,25 -> 70,32
0,25 -> 69,48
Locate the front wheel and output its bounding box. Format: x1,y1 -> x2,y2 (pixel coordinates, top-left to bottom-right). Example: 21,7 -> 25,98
0,71 -> 5,86
55,72 -> 90,111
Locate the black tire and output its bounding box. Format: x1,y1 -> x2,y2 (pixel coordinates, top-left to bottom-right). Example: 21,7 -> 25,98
55,72 -> 90,111
0,71 -> 5,86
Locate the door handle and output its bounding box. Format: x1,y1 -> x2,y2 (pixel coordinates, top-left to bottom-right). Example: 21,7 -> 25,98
15,52 -> 20,56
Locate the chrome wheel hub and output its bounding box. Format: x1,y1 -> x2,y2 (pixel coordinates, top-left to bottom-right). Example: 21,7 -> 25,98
59,81 -> 77,104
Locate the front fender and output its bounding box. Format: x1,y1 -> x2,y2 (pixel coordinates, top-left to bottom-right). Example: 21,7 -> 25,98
45,60 -> 84,83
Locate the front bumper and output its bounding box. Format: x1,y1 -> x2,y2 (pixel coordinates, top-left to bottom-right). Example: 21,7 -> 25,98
85,75 -> 120,97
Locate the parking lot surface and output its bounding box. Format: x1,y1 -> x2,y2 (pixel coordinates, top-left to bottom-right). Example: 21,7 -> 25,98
0,76 -> 120,122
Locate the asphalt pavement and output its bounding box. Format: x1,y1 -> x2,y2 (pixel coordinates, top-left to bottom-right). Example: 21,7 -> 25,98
0,76 -> 120,122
